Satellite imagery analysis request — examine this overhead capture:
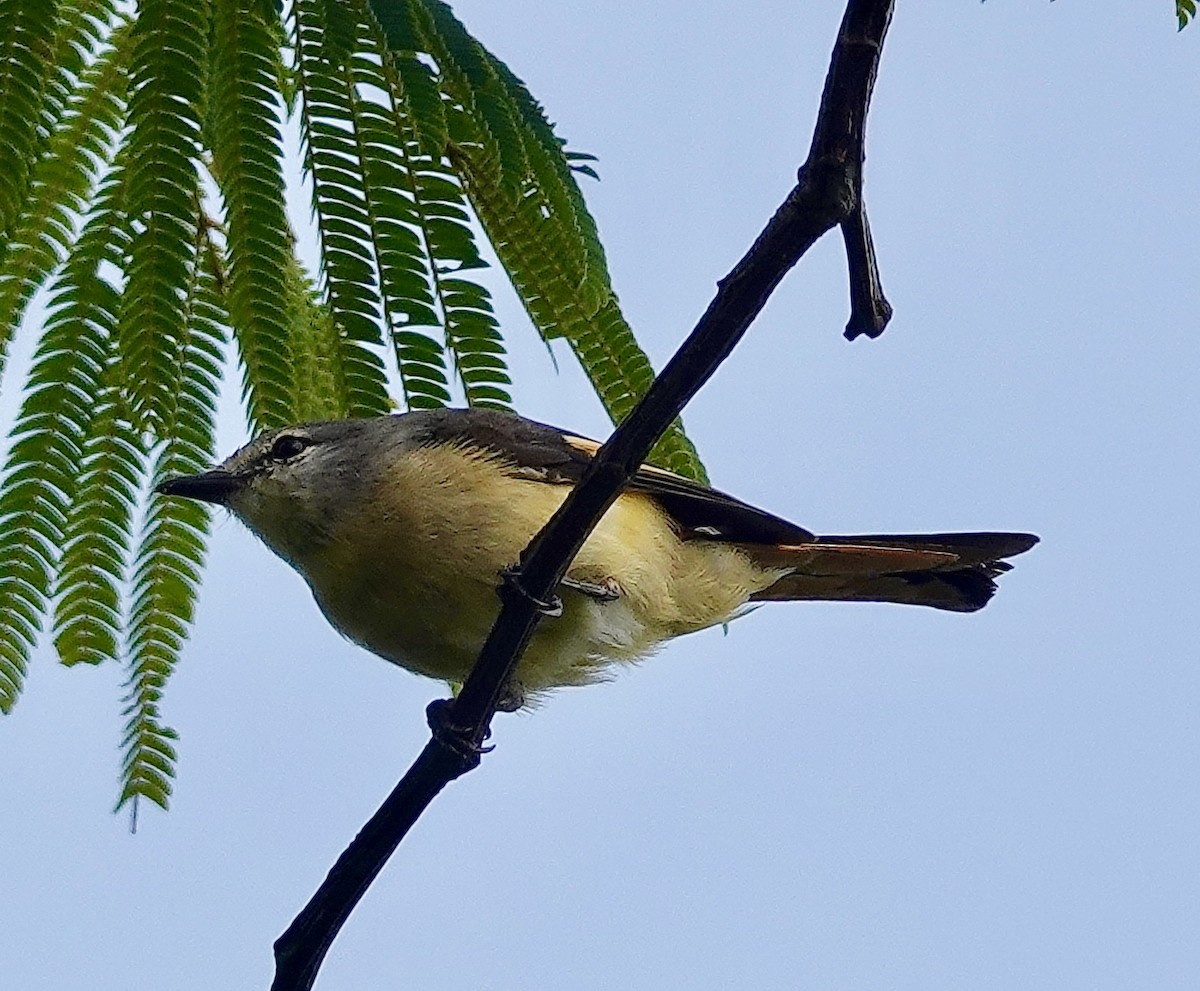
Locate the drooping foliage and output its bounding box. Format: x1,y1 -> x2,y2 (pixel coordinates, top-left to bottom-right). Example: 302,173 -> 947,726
0,0 -> 706,816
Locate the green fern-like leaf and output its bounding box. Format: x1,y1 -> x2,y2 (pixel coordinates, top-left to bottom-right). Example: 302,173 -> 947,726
0,165 -> 128,712
393,0 -> 529,199
438,275 -> 511,409
52,394 -> 142,667
283,251 -> 355,420
209,0 -> 295,430
36,0 -> 125,172
300,0 -> 451,410
297,0 -> 510,413
1180,0 -> 1196,29
119,240 -> 224,814
0,15 -> 129,361
120,0 -> 207,432
483,54 -> 611,317
291,0 -> 392,417
399,1 -> 604,319
119,444 -> 204,817
42,1 -> 123,122
358,6 -> 511,409
346,84 -> 452,411
0,0 -> 59,248
355,0 -> 446,158
387,53 -> 447,161
0,0 -> 125,369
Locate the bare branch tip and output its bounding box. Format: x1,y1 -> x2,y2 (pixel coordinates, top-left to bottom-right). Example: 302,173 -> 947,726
843,300 -> 893,340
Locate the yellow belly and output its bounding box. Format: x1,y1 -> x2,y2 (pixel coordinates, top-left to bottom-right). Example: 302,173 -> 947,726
296,443 -> 778,700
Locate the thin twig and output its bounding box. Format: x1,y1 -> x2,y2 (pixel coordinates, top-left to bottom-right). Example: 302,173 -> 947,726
272,1 -> 896,987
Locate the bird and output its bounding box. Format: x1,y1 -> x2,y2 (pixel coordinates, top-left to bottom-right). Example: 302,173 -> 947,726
157,408 -> 1037,709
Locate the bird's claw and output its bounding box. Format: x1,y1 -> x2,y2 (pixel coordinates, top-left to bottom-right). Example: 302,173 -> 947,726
500,566 -> 563,617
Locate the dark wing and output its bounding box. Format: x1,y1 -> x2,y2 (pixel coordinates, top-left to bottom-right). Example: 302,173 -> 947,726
403,407 -> 815,545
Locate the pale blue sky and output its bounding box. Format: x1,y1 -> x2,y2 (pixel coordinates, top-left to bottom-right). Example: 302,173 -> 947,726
3,3 -> 1198,989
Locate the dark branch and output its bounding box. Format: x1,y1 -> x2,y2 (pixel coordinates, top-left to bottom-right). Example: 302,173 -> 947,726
271,1 -> 895,987
270,703 -> 480,991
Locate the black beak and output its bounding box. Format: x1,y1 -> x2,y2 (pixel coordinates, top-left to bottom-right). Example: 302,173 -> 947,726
155,470 -> 242,505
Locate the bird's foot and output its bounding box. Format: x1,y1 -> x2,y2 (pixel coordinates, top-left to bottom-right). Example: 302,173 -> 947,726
426,699 -> 493,769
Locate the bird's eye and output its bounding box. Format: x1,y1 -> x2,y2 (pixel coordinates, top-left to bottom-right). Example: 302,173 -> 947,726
270,434 -> 311,461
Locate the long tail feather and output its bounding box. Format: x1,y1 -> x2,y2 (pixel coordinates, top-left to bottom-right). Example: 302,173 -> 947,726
745,531 -> 1037,613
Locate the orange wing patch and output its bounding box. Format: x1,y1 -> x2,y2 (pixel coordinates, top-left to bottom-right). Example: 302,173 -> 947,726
563,433 -> 693,484
562,434 -> 601,458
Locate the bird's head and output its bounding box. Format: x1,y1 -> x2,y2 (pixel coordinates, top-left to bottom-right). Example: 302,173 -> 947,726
156,417 -> 405,572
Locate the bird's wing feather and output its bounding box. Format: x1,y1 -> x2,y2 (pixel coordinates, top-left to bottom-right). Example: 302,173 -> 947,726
407,408 -> 816,545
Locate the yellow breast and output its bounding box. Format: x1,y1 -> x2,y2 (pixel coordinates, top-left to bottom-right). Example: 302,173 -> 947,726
298,443 -> 778,699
